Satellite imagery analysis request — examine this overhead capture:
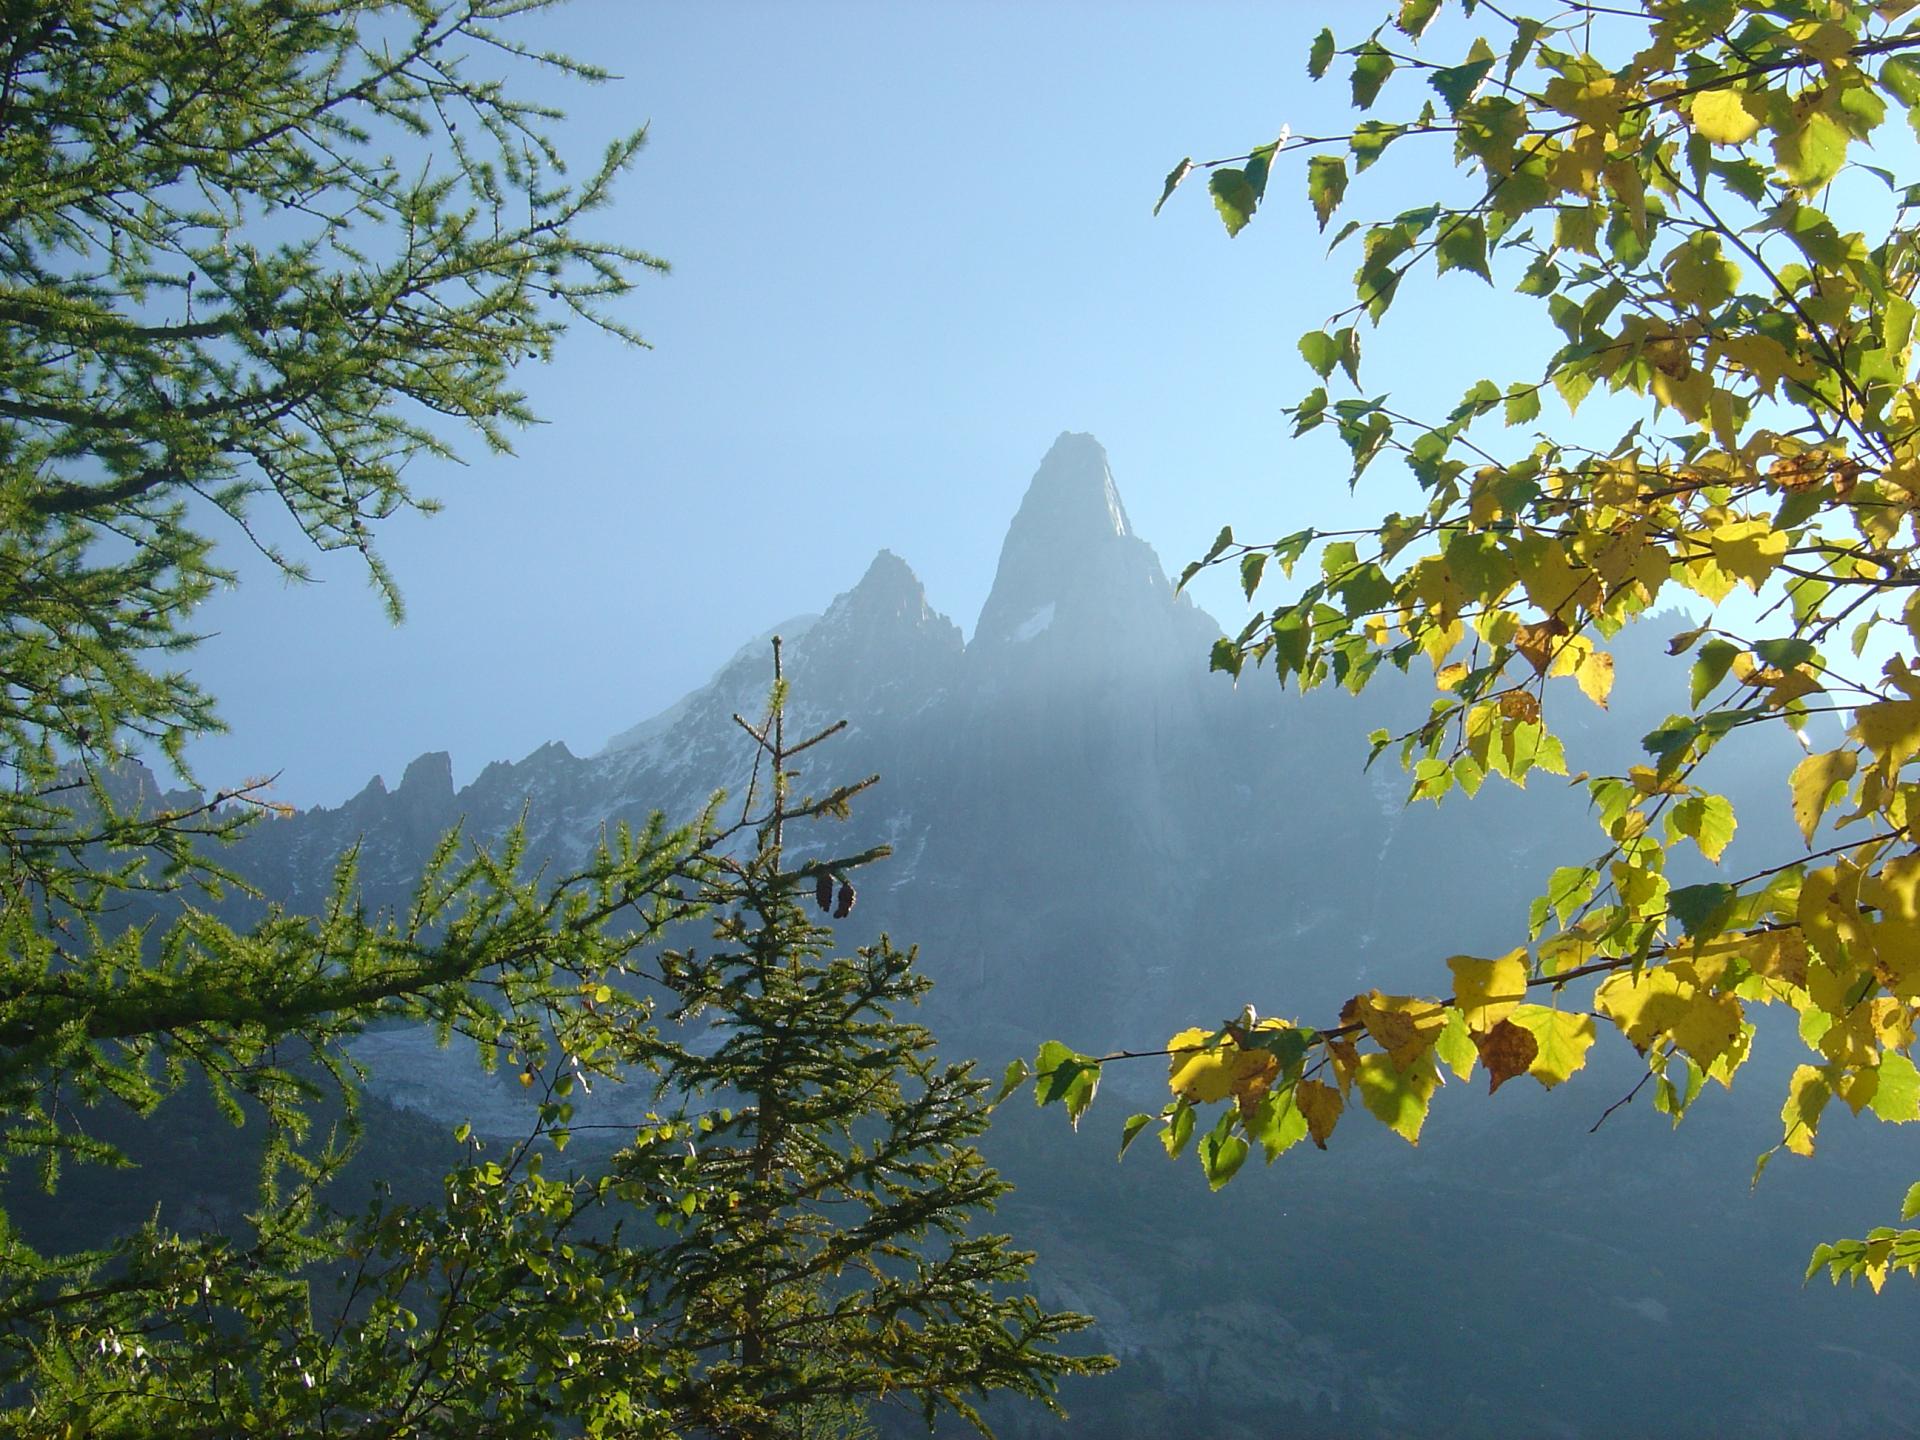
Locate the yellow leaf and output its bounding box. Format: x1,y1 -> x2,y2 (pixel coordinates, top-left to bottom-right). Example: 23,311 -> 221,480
1750,927 -> 1811,990
1853,699 -> 1920,772
1575,648 -> 1614,707
1295,1079 -> 1343,1149
1715,333 -> 1809,393
1758,665 -> 1823,709
1594,966 -> 1742,1065
1789,19 -> 1856,63
1448,950 -> 1529,1030
1355,1051 -> 1438,1144
1708,519 -> 1787,591
1705,1020 -> 1752,1088
1348,992 -> 1447,1070
1668,989 -> 1744,1065
1689,88 -> 1764,144
1680,549 -> 1737,605
1781,1063 -> 1831,1157
1790,748 -> 1858,845
1507,1004 -> 1598,1088
1167,1028 -> 1277,1105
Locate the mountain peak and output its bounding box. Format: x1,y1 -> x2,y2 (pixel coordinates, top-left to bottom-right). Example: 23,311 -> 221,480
972,434 -> 1210,661
846,547 -> 923,606
1019,431 -> 1131,543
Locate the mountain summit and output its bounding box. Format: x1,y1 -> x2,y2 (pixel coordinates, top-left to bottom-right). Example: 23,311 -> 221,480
970,432 -> 1217,683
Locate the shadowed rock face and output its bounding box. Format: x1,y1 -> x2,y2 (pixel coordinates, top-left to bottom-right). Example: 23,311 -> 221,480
211,430 -> 1749,1046
125,433 -> 1920,1440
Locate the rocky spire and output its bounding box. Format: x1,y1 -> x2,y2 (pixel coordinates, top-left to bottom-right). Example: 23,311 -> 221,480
969,432 -> 1217,675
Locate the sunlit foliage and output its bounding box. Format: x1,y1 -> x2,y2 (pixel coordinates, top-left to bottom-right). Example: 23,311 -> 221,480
1042,0 -> 1920,1286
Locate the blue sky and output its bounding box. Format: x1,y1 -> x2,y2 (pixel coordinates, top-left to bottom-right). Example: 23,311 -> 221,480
183,1 -> 1571,805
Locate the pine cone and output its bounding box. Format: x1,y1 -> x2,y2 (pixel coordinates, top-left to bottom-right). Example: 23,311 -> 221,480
814,872 -> 834,913
834,880 -> 855,919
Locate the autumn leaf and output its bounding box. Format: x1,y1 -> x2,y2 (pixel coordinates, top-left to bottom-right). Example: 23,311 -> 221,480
1472,1019 -> 1539,1093
1166,1027 -> 1276,1106
1708,520 -> 1787,591
1690,88 -> 1765,144
1348,991 -> 1448,1069
1448,950 -> 1528,1030
1575,648 -> 1615,707
1355,1051 -> 1438,1143
1595,968 -> 1743,1066
1508,1005 -> 1598,1088
1853,699 -> 1920,773
1514,616 -> 1568,674
1148,0 -> 1920,1266
1791,748 -> 1858,845
1295,1079 -> 1344,1149
1782,1064 -> 1833,1157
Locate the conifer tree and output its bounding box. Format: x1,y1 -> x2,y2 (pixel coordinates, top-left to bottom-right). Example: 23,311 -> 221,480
616,640 -> 1111,1437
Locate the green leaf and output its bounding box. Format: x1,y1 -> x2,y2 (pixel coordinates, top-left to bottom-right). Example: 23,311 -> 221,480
1249,1089 -> 1309,1161
1244,143 -> 1275,204
1161,1099 -> 1196,1158
1352,43 -> 1395,109
1869,1053 -> 1920,1124
1210,636 -> 1245,678
1153,157 -> 1194,217
1691,638 -> 1740,706
1308,27 -> 1336,80
1435,214 -> 1490,281
1034,1040 -> 1100,1128
1545,865 -> 1597,928
1882,54 -> 1920,107
1351,120 -> 1402,171
1435,1007 -> 1477,1081
1397,0 -> 1441,39
1901,1181 -> 1920,1222
1665,232 -> 1741,310
1670,793 -> 1736,863
1240,1023 -> 1313,1073
1669,882 -> 1736,938
1335,326 -> 1362,385
1430,53 -> 1496,114
1308,154 -> 1349,230
1356,1051 -> 1437,1144
1209,168 -> 1258,237
1240,550 -> 1267,598
1299,330 -> 1340,378
1504,384 -> 1542,426
1199,1112 -> 1250,1190
991,1056 -> 1030,1108
1516,254 -> 1561,296
1774,110 -> 1850,189
1118,1112 -> 1153,1159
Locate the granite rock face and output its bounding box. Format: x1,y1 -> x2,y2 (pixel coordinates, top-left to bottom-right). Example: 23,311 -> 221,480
218,431 -> 1726,1048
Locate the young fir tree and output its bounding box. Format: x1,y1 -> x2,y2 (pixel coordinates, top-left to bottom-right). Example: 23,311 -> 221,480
617,641 -> 1111,1437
